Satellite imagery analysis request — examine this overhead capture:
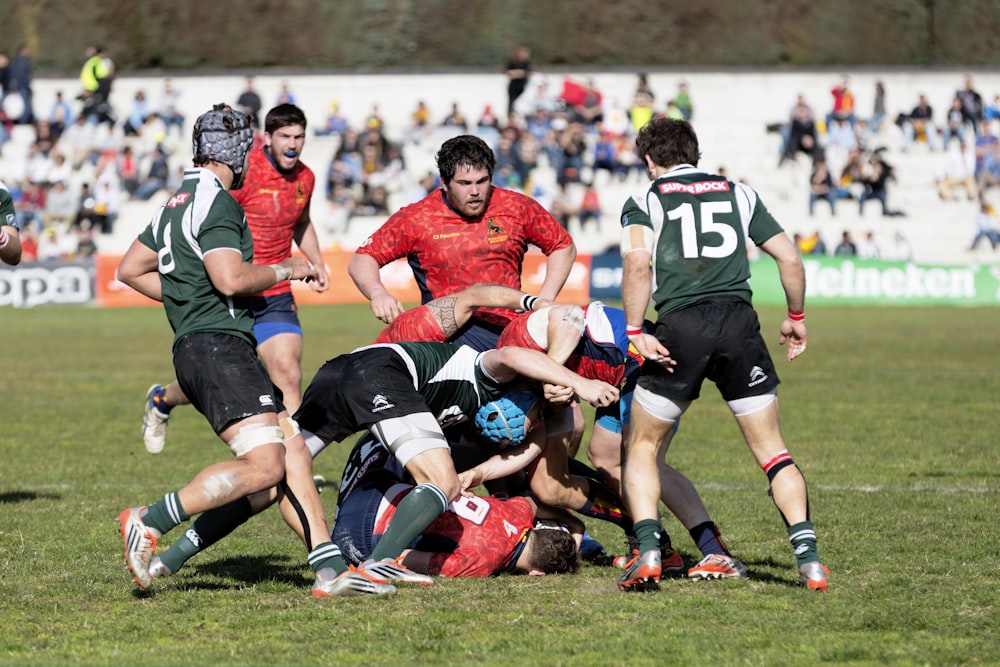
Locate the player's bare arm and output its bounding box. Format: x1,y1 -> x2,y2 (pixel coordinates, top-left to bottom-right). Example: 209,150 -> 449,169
117,239 -> 163,301
293,212 -> 329,293
621,250 -> 674,368
759,232 -> 808,361
205,249 -> 317,296
348,252 -> 405,323
538,244 -> 577,300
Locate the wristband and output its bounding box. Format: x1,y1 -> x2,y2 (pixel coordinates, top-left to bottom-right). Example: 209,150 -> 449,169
625,325 -> 643,336
0,228 -> 7,247
787,310 -> 805,322
271,263 -> 293,282
520,294 -> 540,311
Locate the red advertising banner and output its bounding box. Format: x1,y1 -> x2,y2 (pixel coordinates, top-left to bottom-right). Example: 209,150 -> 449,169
95,249 -> 592,307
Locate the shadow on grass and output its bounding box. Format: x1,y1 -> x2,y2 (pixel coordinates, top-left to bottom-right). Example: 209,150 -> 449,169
0,490 -> 61,504
172,553 -> 309,590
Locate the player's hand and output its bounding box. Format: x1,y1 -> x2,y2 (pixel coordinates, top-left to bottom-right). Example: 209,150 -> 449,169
629,332 -> 676,371
542,382 -> 575,405
779,319 -> 808,361
284,256 -> 319,282
577,380 -> 619,408
307,261 -> 330,293
457,468 -> 485,496
371,292 -> 405,323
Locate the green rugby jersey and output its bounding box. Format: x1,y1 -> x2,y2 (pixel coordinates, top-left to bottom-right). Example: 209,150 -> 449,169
621,165 -> 784,316
372,342 -> 505,426
138,169 -> 257,348
0,180 -> 17,229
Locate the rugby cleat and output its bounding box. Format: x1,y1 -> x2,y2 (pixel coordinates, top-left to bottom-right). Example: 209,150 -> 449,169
798,561 -> 830,592
617,549 -> 661,592
360,557 -> 437,586
613,544 -> 684,575
311,566 -> 397,598
117,507 -> 161,590
142,384 -> 170,454
687,554 -> 748,581
148,556 -> 172,580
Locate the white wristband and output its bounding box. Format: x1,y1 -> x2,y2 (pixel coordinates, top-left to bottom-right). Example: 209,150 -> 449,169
271,263 -> 293,282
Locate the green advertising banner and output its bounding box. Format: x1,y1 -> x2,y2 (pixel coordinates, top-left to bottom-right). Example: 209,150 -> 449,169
749,257 -> 1000,306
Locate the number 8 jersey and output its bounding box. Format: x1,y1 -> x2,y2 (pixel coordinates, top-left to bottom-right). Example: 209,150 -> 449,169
620,165 -> 784,316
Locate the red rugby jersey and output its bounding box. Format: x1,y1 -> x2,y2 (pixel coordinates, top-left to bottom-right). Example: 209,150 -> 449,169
232,145 -> 315,297
375,490 -> 534,577
357,187 -> 572,327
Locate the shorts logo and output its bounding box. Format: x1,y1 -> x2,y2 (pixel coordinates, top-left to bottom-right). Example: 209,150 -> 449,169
748,366 -> 768,387
259,394 -> 275,406
371,393 -> 395,413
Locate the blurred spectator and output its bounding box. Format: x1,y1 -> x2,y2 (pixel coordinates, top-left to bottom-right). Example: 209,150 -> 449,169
18,225 -> 38,262
505,44 -> 532,115
78,45 -> 115,127
16,181 -> 45,231
827,75 -> 856,129
834,230 -> 857,256
441,102 -> 469,131
859,150 -> 904,217
548,182 -> 573,229
132,146 -> 170,201
577,181 -> 602,231
354,183 -> 391,217
664,100 -> 684,120
0,51 -> 9,102
74,183 -> 96,229
884,231 -> 913,261
405,100 -> 431,143
674,81 -> 693,120
628,87 -> 656,135
857,231 -> 881,259
797,229 -> 828,255
236,76 -> 262,129
118,145 -> 141,196
969,201 -> 1000,251
974,122 -> 998,176
47,91 -> 73,139
870,80 -> 886,135
808,156 -> 837,216
75,222 -> 98,258
477,104 -> 499,131
123,90 -> 150,136
275,80 -> 296,105
60,114 -> 98,169
48,152 -> 72,186
8,44 -> 34,124
955,74 -> 984,137
515,74 -> 559,117
565,78 -> 603,128
314,100 -> 349,138
935,139 -> 977,201
941,96 -> 968,149
779,94 -> 818,165
977,142 -> 1000,195
156,78 -> 184,137
43,179 -> 76,228
900,94 -> 938,152
555,122 -> 586,185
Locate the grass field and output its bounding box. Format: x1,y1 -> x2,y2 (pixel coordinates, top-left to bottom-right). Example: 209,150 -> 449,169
1,303 -> 998,666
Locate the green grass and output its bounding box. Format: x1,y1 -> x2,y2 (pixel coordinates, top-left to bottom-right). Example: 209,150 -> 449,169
1,304 -> 998,666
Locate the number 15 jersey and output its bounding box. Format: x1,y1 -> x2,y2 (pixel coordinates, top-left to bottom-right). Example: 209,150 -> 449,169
620,165 -> 784,317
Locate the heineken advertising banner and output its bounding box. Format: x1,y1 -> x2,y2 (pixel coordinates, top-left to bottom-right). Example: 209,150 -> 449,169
750,257 -> 1000,306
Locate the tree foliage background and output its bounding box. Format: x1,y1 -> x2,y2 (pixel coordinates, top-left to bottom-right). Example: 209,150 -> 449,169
4,0 -> 1000,74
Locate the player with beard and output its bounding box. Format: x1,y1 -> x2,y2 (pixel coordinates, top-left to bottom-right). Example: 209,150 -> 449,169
142,104 -> 328,454
349,134 -> 576,352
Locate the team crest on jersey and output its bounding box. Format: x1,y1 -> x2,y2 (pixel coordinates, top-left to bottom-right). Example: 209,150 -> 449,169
296,183 -> 306,205
487,218 -> 507,244
165,193 -> 190,208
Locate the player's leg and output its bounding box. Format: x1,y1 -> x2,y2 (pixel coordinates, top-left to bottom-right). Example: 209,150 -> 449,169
141,379 -> 190,454
359,413 -> 456,585
731,392 -> 827,591
256,332 -> 304,414
618,387 -> 687,591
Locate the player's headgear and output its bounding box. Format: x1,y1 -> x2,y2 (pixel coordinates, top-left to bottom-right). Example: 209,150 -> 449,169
192,103 -> 254,188
475,388 -> 539,449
